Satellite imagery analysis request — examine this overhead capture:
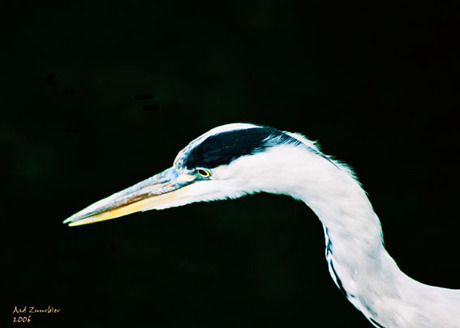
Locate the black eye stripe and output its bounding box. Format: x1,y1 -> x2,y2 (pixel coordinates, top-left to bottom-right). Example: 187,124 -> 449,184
183,127 -> 298,169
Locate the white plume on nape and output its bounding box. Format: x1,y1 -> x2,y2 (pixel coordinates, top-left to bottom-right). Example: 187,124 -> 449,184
285,130 -> 358,181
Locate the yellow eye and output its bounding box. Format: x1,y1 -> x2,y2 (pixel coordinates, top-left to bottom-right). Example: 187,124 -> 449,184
197,168 -> 211,178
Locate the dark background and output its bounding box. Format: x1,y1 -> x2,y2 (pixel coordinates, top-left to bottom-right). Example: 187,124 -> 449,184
2,0 -> 459,327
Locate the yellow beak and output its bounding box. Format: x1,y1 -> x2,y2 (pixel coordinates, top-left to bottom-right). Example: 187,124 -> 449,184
63,168 -> 196,227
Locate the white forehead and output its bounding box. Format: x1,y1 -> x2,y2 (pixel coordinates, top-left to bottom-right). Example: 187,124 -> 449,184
196,123 -> 259,141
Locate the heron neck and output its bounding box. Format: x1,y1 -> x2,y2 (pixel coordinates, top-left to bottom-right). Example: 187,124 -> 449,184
291,154 -> 460,327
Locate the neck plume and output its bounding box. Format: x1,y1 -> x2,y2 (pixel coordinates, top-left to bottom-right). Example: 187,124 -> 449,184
280,146 -> 460,328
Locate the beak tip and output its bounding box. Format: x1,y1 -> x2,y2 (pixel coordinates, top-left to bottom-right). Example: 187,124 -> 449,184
63,213 -> 83,226
62,216 -> 90,227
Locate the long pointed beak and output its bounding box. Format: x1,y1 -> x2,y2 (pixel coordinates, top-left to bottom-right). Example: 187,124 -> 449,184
63,168 -> 196,227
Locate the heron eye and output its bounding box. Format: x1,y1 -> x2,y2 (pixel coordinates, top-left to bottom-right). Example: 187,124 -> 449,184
197,168 -> 211,178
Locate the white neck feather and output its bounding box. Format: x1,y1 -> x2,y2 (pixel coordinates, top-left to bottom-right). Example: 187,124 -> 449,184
244,145 -> 460,328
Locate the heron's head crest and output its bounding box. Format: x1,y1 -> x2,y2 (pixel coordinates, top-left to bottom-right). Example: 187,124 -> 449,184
174,123 -> 302,170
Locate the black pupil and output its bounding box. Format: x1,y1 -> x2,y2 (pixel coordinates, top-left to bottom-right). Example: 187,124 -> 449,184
198,169 -> 208,176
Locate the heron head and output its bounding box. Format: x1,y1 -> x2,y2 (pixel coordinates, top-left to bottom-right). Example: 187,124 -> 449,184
63,123 -> 318,226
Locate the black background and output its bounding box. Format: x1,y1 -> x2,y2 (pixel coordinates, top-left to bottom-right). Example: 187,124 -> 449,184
2,1 -> 459,327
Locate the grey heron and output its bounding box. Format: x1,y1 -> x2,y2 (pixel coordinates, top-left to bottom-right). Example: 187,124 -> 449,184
64,123 -> 460,327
